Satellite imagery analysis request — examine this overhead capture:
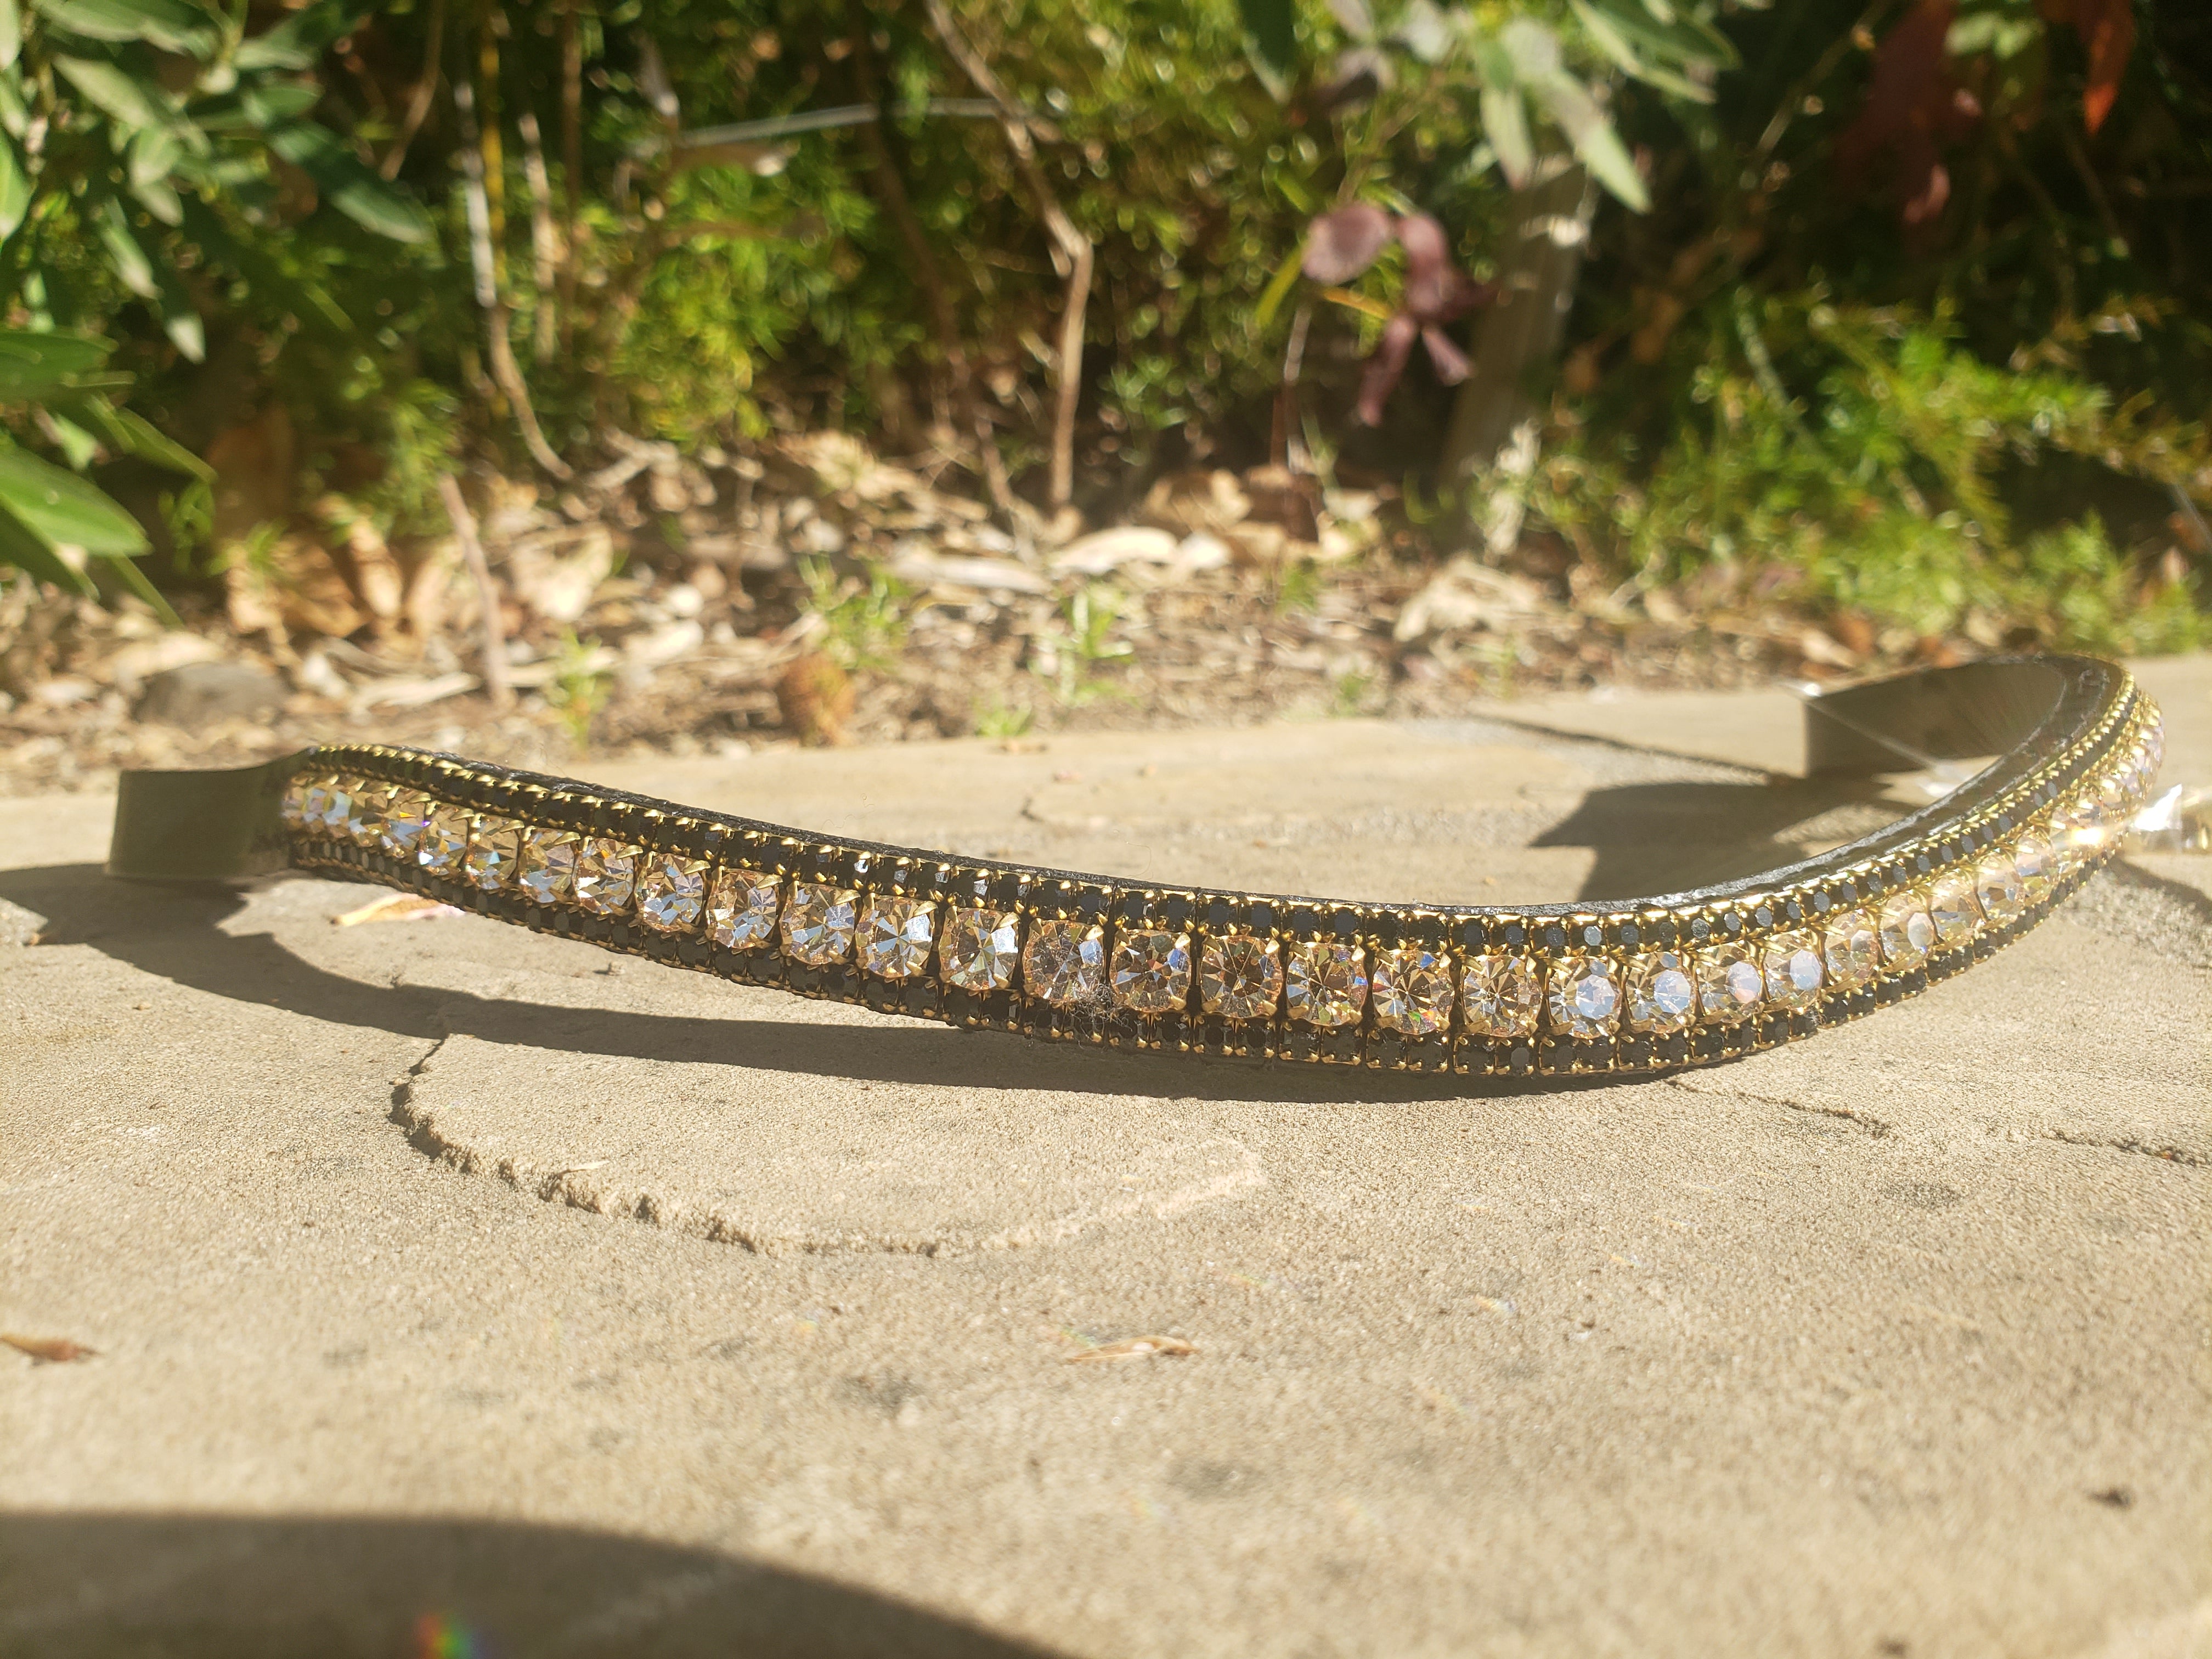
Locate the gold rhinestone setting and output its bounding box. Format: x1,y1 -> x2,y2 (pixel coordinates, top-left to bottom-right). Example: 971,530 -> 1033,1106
278,675 -> 2160,1077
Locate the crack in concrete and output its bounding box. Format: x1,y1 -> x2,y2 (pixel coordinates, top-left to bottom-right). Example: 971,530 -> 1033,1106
1664,1075 -> 1894,1138
2044,1130 -> 2205,1169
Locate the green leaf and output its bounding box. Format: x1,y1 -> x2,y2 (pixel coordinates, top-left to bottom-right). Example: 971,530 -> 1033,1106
176,195 -> 352,334
1585,0 -> 1737,69
53,53 -> 167,129
127,122 -> 179,186
0,0 -> 19,71
0,65 -> 27,139
1251,242 -> 1305,334
232,0 -> 366,72
46,409 -> 97,469
94,195 -> 156,297
1235,0 -> 1297,99
0,134 -> 25,237
150,260 -> 204,360
262,120 -> 432,241
104,542 -> 180,623
131,174 -> 183,225
82,399 -> 211,480
0,443 -> 148,554
1481,85 -> 1533,187
0,492 -> 94,592
1533,74 -> 1649,210
32,0 -> 215,55
0,328 -> 114,398
240,82 -> 320,127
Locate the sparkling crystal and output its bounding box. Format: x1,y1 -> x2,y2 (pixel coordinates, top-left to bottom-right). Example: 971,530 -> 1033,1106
339,780 -> 388,846
1973,851 -> 2025,926
2010,833 -> 2053,899
1460,953 -> 1541,1039
1695,944 -> 1764,1025
280,779 -> 311,830
1024,918 -> 1105,1006
1200,933 -> 1282,1020
862,895 -> 935,978
1926,870 -> 1982,945
1285,940 -> 1367,1028
296,778 -> 337,837
517,828 -> 577,905
1547,955 -> 1621,1038
463,817 -> 520,890
1876,890 -> 1936,967
940,907 -> 1021,990
1623,950 -> 1697,1034
1762,929 -> 1825,1011
636,853 -> 708,933
1822,909 -> 1880,990
417,804 -> 471,873
1373,946 -> 1454,1036
379,789 -> 432,858
782,882 -> 857,965
572,837 -> 639,915
707,867 -> 780,949
1110,929 -> 1190,1013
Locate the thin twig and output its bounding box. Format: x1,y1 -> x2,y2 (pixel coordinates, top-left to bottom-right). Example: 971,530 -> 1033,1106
379,0 -> 446,180
923,0 -> 1091,511
438,474 -> 512,712
518,109 -> 561,360
557,0 -> 582,350
454,75 -> 572,479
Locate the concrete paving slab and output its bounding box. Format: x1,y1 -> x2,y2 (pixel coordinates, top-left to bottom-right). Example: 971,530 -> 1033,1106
1,665 -> 2207,1659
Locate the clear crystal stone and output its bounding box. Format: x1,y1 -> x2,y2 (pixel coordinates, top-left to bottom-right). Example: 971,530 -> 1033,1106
297,778 -> 337,837
417,804 -> 471,873
1876,890 -> 1936,966
1762,929 -> 1824,1010
340,780 -> 388,847
1696,945 -> 1764,1024
1285,940 -> 1367,1028
517,828 -> 577,905
1200,933 -> 1282,1020
572,838 -> 639,915
707,868 -> 780,949
463,818 -> 520,890
1624,951 -> 1696,1034
1973,852 -> 2025,926
380,789 -> 432,858
1460,953 -> 1541,1039
1373,946 -> 1454,1036
1024,919 -> 1105,1006
637,854 -> 707,933
1926,870 -> 1981,945
1110,929 -> 1191,1013
862,895 -> 935,978
2010,833 -> 2052,898
1822,909 -> 1880,990
940,907 -> 1021,990
1547,956 -> 1621,1037
782,882 -> 857,965
280,780 -> 310,830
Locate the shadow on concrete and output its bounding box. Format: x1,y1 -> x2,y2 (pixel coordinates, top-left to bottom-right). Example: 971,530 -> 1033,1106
0,856 -> 1730,1104
0,1509 -> 1060,1658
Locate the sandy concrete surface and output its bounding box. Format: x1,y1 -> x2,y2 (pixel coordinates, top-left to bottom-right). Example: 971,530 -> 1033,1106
1,662 -> 2207,1659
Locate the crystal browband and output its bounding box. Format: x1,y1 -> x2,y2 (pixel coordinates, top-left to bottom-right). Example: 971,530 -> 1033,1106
108,656 -> 2160,1081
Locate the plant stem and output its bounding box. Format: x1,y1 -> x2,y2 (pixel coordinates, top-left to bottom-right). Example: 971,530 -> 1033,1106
438,473 -> 512,711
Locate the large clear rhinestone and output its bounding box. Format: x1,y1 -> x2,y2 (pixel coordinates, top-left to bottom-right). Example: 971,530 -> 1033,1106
1373,946 -> 1453,1036
1623,950 -> 1696,1034
1695,944 -> 1764,1025
940,907 -> 1020,990
517,828 -> 577,905
573,838 -> 639,915
1762,928 -> 1825,1011
1024,918 -> 1105,1006
1200,933 -> 1282,1021
1876,890 -> 1936,966
380,789 -> 432,859
707,867 -> 780,949
636,853 -> 707,933
2010,833 -> 2053,900
339,780 -> 387,847
464,817 -> 520,890
1547,956 -> 1622,1038
1111,929 -> 1191,1014
1973,852 -> 2025,926
1463,953 -> 1542,1039
1926,870 -> 1981,946
783,882 -> 857,965
1822,909 -> 1880,990
417,804 -> 471,873
1285,940 -> 1367,1028
862,895 -> 935,978
296,778 -> 337,837
280,778 -> 311,830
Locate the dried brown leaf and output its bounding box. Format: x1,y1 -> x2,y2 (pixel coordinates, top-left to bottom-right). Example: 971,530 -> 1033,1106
1063,1335 -> 1197,1364
3,1334 -> 97,1364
